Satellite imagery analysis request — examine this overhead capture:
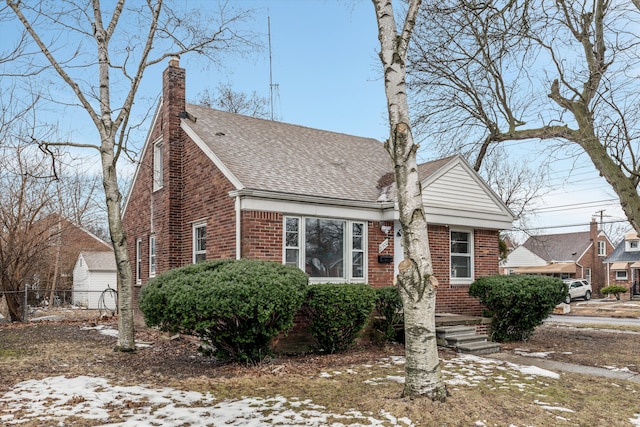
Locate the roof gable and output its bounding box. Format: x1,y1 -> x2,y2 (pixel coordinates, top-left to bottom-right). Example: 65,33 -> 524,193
419,156 -> 515,228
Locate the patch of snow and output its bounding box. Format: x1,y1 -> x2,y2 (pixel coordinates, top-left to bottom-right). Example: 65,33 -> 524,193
630,413 -> 640,425
534,400 -> 575,413
0,375 -> 415,426
603,366 -> 635,373
81,324 -> 119,338
515,349 -> 555,358
518,366 -> 560,379
319,372 -> 332,378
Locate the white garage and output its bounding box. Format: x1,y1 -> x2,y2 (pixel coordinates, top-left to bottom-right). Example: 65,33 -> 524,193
72,251 -> 117,311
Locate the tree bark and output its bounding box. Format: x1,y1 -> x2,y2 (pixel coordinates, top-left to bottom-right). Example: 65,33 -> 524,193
372,0 -> 446,401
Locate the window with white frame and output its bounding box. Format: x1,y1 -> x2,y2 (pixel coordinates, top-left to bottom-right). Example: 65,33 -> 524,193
153,139 -> 163,191
283,216 -> 366,282
616,269 -> 628,280
135,238 -> 142,284
585,268 -> 591,282
149,235 -> 156,278
193,223 -> 206,263
450,230 -> 473,283
597,240 -> 606,256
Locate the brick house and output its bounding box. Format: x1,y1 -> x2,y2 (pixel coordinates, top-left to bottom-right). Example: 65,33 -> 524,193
501,219 -> 614,296
122,58 -> 514,318
603,231 -> 640,299
39,215 -> 112,292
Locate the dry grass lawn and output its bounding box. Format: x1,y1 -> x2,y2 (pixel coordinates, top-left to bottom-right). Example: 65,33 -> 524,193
1,309 -> 639,426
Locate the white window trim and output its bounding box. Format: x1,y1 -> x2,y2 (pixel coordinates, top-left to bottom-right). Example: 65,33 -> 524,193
153,138 -> 163,191
597,241 -> 606,257
192,222 -> 207,263
149,235 -> 156,278
282,215 -> 367,283
135,238 -> 142,285
450,228 -> 474,285
615,269 -> 628,280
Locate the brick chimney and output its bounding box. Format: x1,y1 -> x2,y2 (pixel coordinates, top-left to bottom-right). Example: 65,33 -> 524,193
161,56 -> 186,269
590,218 -> 598,242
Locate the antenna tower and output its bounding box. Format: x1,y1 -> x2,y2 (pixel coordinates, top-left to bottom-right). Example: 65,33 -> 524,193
268,16 -> 279,121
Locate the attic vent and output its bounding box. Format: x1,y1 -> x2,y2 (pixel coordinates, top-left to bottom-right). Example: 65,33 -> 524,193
215,132 -> 225,137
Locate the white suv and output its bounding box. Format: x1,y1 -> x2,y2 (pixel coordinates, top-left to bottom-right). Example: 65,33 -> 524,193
562,279 -> 592,304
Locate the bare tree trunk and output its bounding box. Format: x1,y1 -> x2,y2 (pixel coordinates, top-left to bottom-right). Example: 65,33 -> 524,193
48,217 -> 61,308
372,0 -> 447,401
101,137 -> 134,351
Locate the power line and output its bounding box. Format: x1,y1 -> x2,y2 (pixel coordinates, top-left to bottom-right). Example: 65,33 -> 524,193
530,198 -> 619,213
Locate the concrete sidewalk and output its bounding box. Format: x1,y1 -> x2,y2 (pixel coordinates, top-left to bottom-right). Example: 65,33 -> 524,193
488,352 -> 640,383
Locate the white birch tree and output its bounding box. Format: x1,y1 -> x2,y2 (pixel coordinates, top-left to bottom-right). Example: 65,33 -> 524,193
2,0 -> 255,351
372,0 -> 447,401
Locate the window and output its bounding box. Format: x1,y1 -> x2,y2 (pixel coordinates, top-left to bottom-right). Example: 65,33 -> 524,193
585,268 -> 591,282
193,223 -> 206,263
616,270 -> 628,280
597,241 -> 606,257
283,216 -> 366,282
149,235 -> 156,278
135,238 -> 142,284
451,230 -> 473,283
629,240 -> 640,251
153,140 -> 163,191
284,217 -> 300,267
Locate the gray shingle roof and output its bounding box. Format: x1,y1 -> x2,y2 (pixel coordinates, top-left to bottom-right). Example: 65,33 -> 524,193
184,104 -> 451,203
604,240 -> 640,263
80,251 -> 116,271
522,231 -> 591,262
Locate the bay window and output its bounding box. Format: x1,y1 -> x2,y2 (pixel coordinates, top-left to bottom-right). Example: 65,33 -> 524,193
284,216 -> 366,282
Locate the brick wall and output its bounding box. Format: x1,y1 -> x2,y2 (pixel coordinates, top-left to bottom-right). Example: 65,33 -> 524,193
241,211 -> 283,261
368,221 -> 395,288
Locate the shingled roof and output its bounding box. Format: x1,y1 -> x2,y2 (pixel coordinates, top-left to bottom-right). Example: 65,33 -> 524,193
522,231 -> 592,262
183,103 -> 457,204
79,251 -> 116,271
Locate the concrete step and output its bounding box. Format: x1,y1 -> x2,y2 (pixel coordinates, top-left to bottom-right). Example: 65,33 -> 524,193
436,326 -> 476,346
445,333 -> 490,347
456,341 -> 501,355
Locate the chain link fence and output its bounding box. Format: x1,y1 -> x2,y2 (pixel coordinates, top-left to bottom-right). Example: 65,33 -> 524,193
1,287 -> 118,322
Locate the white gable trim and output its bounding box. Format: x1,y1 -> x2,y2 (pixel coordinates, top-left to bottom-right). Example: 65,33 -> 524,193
181,119 -> 244,190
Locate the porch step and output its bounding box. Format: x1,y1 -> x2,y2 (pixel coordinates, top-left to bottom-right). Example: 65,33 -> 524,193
456,341 -> 502,355
436,326 -> 500,355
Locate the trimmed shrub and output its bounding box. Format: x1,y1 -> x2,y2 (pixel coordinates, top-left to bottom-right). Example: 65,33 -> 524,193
469,275 -> 566,342
373,286 -> 404,343
600,285 -> 628,300
302,283 -> 376,353
139,259 -> 308,364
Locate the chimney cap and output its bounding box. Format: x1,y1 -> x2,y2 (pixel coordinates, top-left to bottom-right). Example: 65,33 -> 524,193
168,55 -> 180,67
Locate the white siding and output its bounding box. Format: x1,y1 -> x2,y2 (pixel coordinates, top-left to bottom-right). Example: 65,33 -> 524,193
501,246 -> 547,268
421,162 -> 513,229
72,255 -> 90,307
72,253 -> 117,310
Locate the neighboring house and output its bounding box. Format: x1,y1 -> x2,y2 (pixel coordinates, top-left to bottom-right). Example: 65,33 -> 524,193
72,251 -> 118,310
37,215 -> 112,293
603,231 -> 640,299
122,58 -> 515,318
501,219 -> 614,295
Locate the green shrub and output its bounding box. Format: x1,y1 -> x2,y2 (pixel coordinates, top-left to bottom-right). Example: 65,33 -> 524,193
373,286 -> 404,343
302,283 -> 376,353
469,275 -> 566,342
139,259 -> 308,364
600,285 -> 628,300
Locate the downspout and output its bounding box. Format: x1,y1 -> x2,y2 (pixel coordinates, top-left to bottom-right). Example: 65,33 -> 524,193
235,195 -> 241,260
